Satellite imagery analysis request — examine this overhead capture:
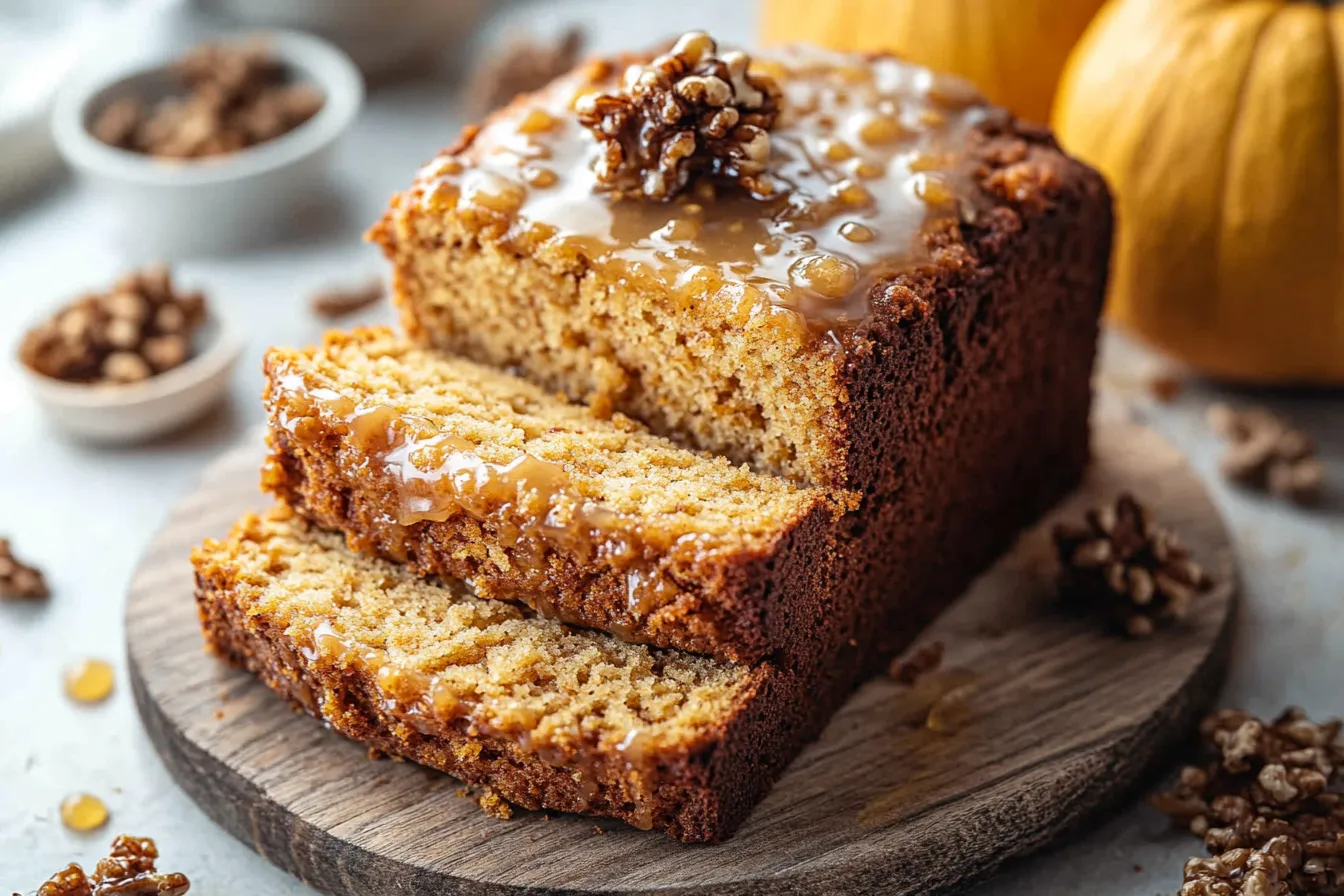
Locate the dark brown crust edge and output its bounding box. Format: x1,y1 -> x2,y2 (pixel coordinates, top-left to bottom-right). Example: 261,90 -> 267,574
260,422 -> 842,666
194,558 -> 808,843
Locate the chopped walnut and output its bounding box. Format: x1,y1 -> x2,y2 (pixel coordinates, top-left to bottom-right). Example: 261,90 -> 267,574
887,640 -> 944,685
1152,708 -> 1344,895
576,31 -> 782,201
1053,493 -> 1213,637
1207,404 -> 1325,505
90,40 -> 322,160
1180,836 -> 1300,896
468,28 -> 586,118
0,538 -> 49,600
37,835 -> 190,896
310,279 -> 385,318
18,266 -> 207,385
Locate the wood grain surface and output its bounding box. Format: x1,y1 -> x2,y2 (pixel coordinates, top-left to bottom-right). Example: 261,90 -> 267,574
126,405 -> 1237,896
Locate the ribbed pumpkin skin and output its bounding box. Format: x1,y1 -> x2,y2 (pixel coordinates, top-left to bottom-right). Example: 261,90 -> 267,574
1054,0 -> 1344,384
758,0 -> 1107,122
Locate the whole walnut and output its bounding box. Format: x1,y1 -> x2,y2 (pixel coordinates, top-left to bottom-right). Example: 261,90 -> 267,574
576,31 -> 782,201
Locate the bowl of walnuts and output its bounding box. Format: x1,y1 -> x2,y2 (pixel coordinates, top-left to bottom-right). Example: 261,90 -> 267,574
50,30 -> 363,256
17,265 -> 243,443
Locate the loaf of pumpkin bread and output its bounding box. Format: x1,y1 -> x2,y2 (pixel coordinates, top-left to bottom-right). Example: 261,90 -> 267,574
263,327 -> 850,664
193,505 -> 801,842
370,36 -> 1113,673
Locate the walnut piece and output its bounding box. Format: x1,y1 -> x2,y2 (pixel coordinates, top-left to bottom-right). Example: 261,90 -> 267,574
1152,708 -> 1344,895
1053,493 -> 1213,637
310,278 -> 385,319
90,40 -> 323,160
576,31 -> 782,201
1180,836 -> 1300,896
0,538 -> 49,600
468,28 -> 586,118
37,835 -> 189,896
18,266 -> 207,386
1207,404 -> 1325,506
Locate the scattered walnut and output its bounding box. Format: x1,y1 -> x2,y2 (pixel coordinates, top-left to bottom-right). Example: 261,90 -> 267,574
1053,493 -> 1213,637
18,266 -> 207,386
1207,404 -> 1325,505
576,31 -> 782,201
1152,708 -> 1344,895
36,834 -> 190,896
887,640 -> 944,685
1180,836 -> 1300,896
468,27 -> 586,118
0,538 -> 49,600
90,40 -> 323,160
310,279 -> 385,318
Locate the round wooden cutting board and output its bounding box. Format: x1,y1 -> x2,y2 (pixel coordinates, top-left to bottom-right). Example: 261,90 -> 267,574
126,404 -> 1237,896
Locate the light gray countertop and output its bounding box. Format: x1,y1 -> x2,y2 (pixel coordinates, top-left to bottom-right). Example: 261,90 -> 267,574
2,1 -> 1341,892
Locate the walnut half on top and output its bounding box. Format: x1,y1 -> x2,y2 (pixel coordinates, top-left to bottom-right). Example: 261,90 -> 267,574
575,31 -> 782,201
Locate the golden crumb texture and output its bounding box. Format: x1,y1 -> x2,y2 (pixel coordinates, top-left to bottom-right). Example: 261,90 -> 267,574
191,504 -> 798,840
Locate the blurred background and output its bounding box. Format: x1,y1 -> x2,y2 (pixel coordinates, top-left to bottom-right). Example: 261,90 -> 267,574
1,1 -> 1340,894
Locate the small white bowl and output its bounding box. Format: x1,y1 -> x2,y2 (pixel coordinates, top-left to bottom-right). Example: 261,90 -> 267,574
51,29 -> 364,257
20,314 -> 244,444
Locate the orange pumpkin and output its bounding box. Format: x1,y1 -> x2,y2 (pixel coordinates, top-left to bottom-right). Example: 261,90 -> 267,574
758,0 -> 1107,122
1054,0 -> 1344,383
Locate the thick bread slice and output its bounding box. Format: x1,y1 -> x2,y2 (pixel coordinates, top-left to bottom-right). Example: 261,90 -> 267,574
263,328 -> 853,664
193,505 -> 801,841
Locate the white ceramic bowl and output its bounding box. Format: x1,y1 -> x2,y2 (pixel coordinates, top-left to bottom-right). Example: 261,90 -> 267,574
20,314 -> 244,444
50,29 -> 364,257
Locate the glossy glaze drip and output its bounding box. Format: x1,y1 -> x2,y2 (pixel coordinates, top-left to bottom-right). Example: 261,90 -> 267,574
418,46 -> 1004,331
60,793 -> 109,832
275,374 -> 709,623
296,619 -> 661,826
63,658 -> 115,704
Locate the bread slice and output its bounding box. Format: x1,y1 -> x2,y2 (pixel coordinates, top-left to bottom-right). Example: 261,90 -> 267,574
262,328 -> 850,665
193,505 -> 800,841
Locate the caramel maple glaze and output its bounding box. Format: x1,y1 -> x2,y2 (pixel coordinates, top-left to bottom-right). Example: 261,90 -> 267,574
192,505 -> 788,841
263,328 -> 852,664
371,45 -> 1009,488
